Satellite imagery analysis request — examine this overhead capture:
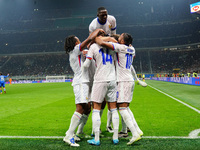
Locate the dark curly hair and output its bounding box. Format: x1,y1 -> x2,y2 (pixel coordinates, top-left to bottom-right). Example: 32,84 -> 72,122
64,35 -> 77,54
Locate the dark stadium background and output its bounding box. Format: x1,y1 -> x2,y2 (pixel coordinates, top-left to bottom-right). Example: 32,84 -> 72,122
0,0 -> 199,79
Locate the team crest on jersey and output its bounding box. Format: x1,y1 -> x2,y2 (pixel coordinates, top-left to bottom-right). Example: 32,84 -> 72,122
86,97 -> 88,100
109,24 -> 112,29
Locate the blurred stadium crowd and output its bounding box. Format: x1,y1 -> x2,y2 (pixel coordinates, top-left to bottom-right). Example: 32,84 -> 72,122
0,0 -> 199,77
0,49 -> 199,77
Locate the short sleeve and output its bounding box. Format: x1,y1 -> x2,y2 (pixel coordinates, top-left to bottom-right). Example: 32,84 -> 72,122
112,43 -> 135,55
109,15 -> 117,34
89,19 -> 96,34
86,44 -> 95,60
73,44 -> 82,55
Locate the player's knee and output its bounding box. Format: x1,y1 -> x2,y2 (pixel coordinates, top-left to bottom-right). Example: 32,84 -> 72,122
75,104 -> 85,114
84,105 -> 91,115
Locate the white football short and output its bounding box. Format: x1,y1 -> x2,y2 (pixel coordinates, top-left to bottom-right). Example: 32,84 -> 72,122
117,81 -> 135,103
73,83 -> 90,104
91,81 -> 117,103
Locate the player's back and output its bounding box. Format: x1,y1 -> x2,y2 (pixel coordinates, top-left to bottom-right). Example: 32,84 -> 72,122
87,43 -> 116,82
0,75 -> 5,82
69,44 -> 84,86
113,43 -> 135,82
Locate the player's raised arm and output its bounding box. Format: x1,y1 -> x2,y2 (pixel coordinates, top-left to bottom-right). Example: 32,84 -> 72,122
80,29 -> 105,51
4,74 -> 9,78
100,36 -> 118,43
95,37 -> 115,50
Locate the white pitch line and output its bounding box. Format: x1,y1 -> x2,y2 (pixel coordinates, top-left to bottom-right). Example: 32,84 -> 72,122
148,85 -> 200,114
189,129 -> 200,138
143,136 -> 200,139
0,136 -> 199,139
0,136 -> 63,139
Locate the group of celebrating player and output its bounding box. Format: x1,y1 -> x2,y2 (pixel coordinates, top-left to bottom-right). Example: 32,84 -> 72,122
63,7 -> 147,147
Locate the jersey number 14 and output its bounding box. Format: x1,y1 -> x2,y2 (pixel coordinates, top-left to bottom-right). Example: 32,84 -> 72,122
99,49 -> 113,65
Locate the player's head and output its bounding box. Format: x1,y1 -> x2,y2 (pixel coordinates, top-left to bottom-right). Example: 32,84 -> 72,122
64,35 -> 80,54
118,33 -> 133,46
97,7 -> 108,24
111,34 -> 120,41
0,72 -> 2,75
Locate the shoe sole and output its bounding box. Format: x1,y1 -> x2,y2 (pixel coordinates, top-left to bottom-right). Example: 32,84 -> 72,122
118,134 -> 129,138
118,132 -> 129,138
63,139 -> 80,147
127,137 -> 141,145
87,141 -> 100,146
88,143 -> 100,146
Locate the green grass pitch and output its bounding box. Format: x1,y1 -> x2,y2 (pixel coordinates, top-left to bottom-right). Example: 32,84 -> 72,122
0,80 -> 199,149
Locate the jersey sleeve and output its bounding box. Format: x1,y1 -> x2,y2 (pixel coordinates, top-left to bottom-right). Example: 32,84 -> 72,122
109,15 -> 117,34
86,44 -> 95,60
113,43 -> 135,55
73,44 -> 82,55
89,19 -> 96,34
84,45 -> 94,67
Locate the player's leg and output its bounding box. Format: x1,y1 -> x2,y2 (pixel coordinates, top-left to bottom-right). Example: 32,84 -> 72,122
117,81 -> 128,138
127,106 -> 143,136
91,87 -> 105,136
3,83 -> 6,93
91,99 -> 105,135
128,80 -> 143,136
76,102 -> 91,138
64,104 -> 84,147
91,100 -> 105,136
117,81 -> 140,145
87,82 -> 107,146
101,100 -> 106,117
106,81 -> 119,144
107,102 -> 119,144
0,85 -> 2,94
87,102 -> 101,145
101,100 -> 113,133
76,83 -> 91,138
118,103 -> 141,145
64,84 -> 87,147
106,101 -> 113,133
118,117 -> 128,138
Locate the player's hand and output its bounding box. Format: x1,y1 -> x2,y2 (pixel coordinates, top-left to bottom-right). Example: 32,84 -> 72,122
95,36 -> 103,45
100,36 -> 117,43
89,29 -> 105,40
82,50 -> 88,57
137,80 -> 147,87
